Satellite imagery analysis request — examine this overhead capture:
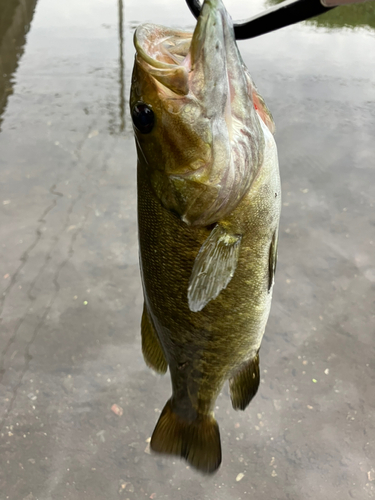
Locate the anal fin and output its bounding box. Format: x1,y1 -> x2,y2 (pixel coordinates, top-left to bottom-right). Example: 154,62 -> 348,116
229,352 -> 260,411
141,304 -> 167,374
188,224 -> 241,312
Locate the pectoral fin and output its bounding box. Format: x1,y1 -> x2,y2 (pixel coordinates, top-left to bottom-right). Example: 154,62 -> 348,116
229,352 -> 260,411
268,229 -> 278,292
188,224 -> 241,313
141,304 -> 167,374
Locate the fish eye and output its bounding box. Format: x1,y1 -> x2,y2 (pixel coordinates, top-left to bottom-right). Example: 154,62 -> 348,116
131,103 -> 154,134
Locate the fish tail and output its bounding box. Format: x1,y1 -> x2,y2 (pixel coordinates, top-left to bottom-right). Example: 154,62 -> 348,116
150,399 -> 221,474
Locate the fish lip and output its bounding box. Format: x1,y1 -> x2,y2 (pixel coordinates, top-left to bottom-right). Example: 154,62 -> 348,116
186,0 -> 250,140
133,0 -> 233,72
134,26 -> 175,70
188,0 -> 235,69
134,24 -> 192,70
133,0 -> 241,99
133,24 -> 193,95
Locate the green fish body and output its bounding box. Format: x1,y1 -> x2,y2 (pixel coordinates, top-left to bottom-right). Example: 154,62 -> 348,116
130,0 -> 281,473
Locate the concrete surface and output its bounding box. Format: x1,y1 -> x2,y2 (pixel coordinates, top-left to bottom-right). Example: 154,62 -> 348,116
0,0 -> 374,499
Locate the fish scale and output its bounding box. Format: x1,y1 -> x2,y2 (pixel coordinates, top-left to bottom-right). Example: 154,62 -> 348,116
131,0 -> 281,473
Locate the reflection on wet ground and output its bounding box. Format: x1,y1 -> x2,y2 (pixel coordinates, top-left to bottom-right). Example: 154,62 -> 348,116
0,0 -> 38,129
0,0 -> 374,499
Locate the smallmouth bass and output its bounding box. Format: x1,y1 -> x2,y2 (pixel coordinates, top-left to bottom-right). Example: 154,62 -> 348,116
130,0 -> 281,473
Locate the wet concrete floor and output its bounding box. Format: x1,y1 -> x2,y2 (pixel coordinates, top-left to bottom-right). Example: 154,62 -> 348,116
0,0 -> 374,499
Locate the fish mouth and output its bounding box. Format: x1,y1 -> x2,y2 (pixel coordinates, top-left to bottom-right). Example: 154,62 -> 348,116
134,24 -> 192,70
134,0 -> 248,109
133,24 -> 192,96
133,0 -> 265,227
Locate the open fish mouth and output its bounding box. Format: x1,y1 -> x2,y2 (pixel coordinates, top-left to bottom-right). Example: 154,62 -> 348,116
133,24 -> 192,95
133,0 -> 250,111
134,24 -> 192,69
131,0 -> 273,227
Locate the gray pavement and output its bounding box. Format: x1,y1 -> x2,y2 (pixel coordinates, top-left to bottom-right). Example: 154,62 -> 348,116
0,0 -> 374,499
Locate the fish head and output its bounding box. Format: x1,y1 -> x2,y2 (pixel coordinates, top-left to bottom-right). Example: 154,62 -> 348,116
131,24 -> 207,175
131,0 -> 273,226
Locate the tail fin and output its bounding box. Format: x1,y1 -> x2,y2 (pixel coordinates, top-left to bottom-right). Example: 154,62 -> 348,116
150,399 -> 221,474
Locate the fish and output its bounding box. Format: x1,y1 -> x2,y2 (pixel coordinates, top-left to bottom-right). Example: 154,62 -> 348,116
130,0 -> 281,474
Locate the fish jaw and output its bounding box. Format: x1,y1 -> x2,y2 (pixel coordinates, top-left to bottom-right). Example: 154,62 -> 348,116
130,0 -> 266,227
187,0 -> 255,138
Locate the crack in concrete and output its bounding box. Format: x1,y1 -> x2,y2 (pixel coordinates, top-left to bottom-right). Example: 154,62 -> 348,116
0,184 -> 67,321
0,216 -> 51,321
0,192 -> 82,386
0,120 -> 98,382
0,122 -> 111,429
0,205 -> 91,434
